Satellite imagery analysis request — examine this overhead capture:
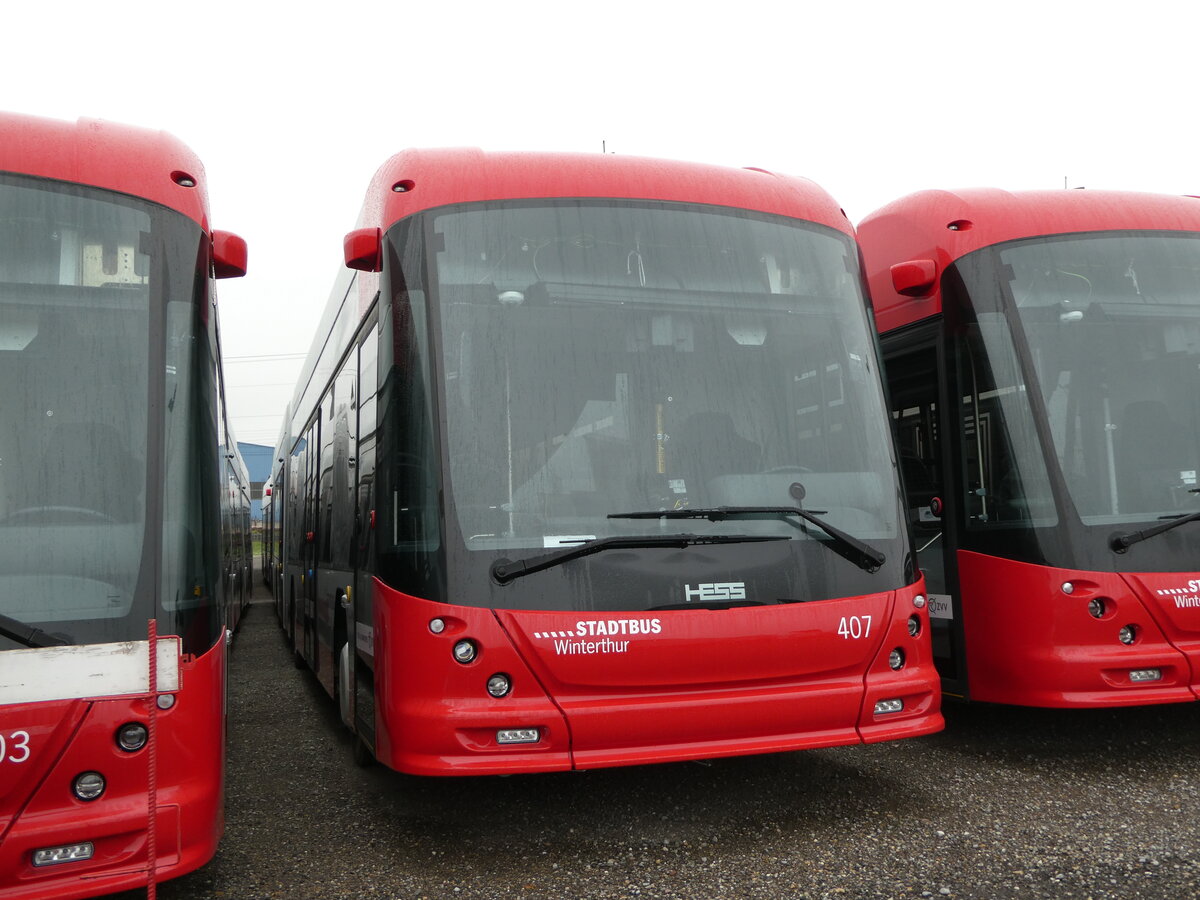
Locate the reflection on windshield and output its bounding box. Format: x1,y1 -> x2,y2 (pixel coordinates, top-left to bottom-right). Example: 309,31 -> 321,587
0,175 -> 216,651
433,202 -> 899,551
1001,233 -> 1200,524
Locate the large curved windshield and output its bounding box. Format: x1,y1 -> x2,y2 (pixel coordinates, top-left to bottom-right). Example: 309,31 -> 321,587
0,174 -> 219,651
999,233 -> 1200,525
432,201 -> 900,553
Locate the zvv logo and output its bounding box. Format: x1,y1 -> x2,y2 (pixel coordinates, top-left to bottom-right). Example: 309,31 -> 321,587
684,582 -> 747,603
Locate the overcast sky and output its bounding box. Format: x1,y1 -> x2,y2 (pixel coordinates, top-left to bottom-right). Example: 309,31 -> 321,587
7,1 -> 1198,446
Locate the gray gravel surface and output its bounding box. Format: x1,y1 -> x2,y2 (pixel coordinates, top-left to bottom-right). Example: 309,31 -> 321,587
111,587 -> 1200,900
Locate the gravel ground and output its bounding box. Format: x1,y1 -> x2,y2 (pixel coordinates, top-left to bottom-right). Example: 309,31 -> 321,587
109,581 -> 1200,900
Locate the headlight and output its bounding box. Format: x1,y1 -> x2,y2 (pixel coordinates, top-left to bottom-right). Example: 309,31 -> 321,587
453,640 -> 477,664
888,648 -> 906,670
73,772 -> 105,802
116,722 -> 148,752
487,673 -> 512,698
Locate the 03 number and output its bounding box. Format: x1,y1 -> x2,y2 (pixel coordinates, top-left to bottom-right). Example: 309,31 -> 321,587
837,615 -> 872,640
0,731 -> 31,764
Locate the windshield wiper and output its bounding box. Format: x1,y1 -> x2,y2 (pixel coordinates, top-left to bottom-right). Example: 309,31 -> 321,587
1110,509 -> 1200,553
491,533 -> 791,585
609,506 -> 887,573
0,612 -> 70,649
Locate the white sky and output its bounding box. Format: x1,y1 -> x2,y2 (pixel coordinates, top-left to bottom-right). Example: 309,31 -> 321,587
6,0 -> 1198,446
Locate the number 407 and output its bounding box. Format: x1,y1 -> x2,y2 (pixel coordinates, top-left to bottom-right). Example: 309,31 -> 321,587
837,615 -> 872,640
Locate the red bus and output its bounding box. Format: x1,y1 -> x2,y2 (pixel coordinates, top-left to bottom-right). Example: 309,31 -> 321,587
0,112 -> 247,898
268,148 -> 942,775
860,188 -> 1200,707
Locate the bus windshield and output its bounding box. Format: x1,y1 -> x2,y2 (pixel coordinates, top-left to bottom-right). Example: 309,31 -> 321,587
430,201 -> 900,555
0,175 -> 219,650
981,232 -> 1200,526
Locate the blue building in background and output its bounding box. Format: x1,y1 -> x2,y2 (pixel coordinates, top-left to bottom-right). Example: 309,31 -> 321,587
238,442 -> 273,522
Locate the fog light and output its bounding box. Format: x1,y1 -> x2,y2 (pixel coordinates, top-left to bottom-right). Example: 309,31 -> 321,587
888,648 -> 905,670
156,694 -> 175,710
429,618 -> 446,634
32,842 -> 94,867
907,615 -> 921,637
913,594 -> 926,609
453,640 -> 477,664
497,728 -> 539,745
73,772 -> 105,802
874,699 -> 904,714
1118,625 -> 1138,645
1088,597 -> 1106,619
116,722 -> 148,752
487,673 -> 511,698
1129,668 -> 1162,682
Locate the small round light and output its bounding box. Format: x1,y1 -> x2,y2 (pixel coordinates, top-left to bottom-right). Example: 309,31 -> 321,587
116,722 -> 148,752
157,694 -> 176,710
1088,598 -> 1106,619
1062,582 -> 1075,595
487,673 -> 512,698
907,615 -> 921,638
913,594 -> 926,609
429,618 -> 446,634
73,772 -> 106,802
888,648 -> 906,670
1119,625 -> 1138,645
453,640 -> 477,664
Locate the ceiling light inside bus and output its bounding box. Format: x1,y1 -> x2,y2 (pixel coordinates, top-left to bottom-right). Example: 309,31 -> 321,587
453,640 -> 477,664
32,842 -> 94,867
486,673 -> 512,698
1118,625 -> 1138,645
1088,597 -> 1106,619
116,722 -> 148,752
72,772 -> 106,802
888,648 -> 905,670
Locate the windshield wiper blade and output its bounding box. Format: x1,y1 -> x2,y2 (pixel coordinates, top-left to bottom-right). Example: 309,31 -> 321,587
0,612 -> 70,649
609,506 -> 887,573
1110,509 -> 1200,552
491,533 -> 790,585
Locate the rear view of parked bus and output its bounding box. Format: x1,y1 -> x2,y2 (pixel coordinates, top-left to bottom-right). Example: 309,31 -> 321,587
274,148 -> 941,776
861,188 -> 1200,707
0,113 -> 247,898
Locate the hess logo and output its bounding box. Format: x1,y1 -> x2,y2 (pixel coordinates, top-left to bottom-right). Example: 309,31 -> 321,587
684,582 -> 747,603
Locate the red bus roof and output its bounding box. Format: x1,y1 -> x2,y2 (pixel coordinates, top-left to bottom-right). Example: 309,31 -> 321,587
859,188 -> 1200,333
0,112 -> 211,228
357,148 -> 852,236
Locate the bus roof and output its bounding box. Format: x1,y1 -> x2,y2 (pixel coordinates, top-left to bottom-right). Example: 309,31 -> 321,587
357,148 -> 852,235
859,188 -> 1200,333
0,112 -> 210,228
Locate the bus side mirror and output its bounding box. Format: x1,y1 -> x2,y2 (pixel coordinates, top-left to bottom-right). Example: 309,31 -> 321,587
344,227 -> 382,272
890,259 -> 937,298
212,230 -> 248,279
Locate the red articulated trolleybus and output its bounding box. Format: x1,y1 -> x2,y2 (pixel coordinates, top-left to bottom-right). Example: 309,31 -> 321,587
0,113 -> 248,898
860,188 -> 1200,707
269,148 -> 942,776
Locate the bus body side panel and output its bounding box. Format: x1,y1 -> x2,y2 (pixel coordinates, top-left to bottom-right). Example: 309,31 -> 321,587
0,638 -> 226,900
958,551 -> 1196,707
371,579 -> 939,775
1123,572 -> 1200,694
372,581 -> 573,776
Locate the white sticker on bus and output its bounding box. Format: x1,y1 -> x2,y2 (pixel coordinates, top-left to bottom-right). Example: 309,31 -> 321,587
927,594 -> 954,620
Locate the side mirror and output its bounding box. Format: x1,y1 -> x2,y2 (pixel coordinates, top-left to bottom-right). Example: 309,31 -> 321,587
212,230 -> 248,279
890,259 -> 937,298
344,227 -> 382,272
